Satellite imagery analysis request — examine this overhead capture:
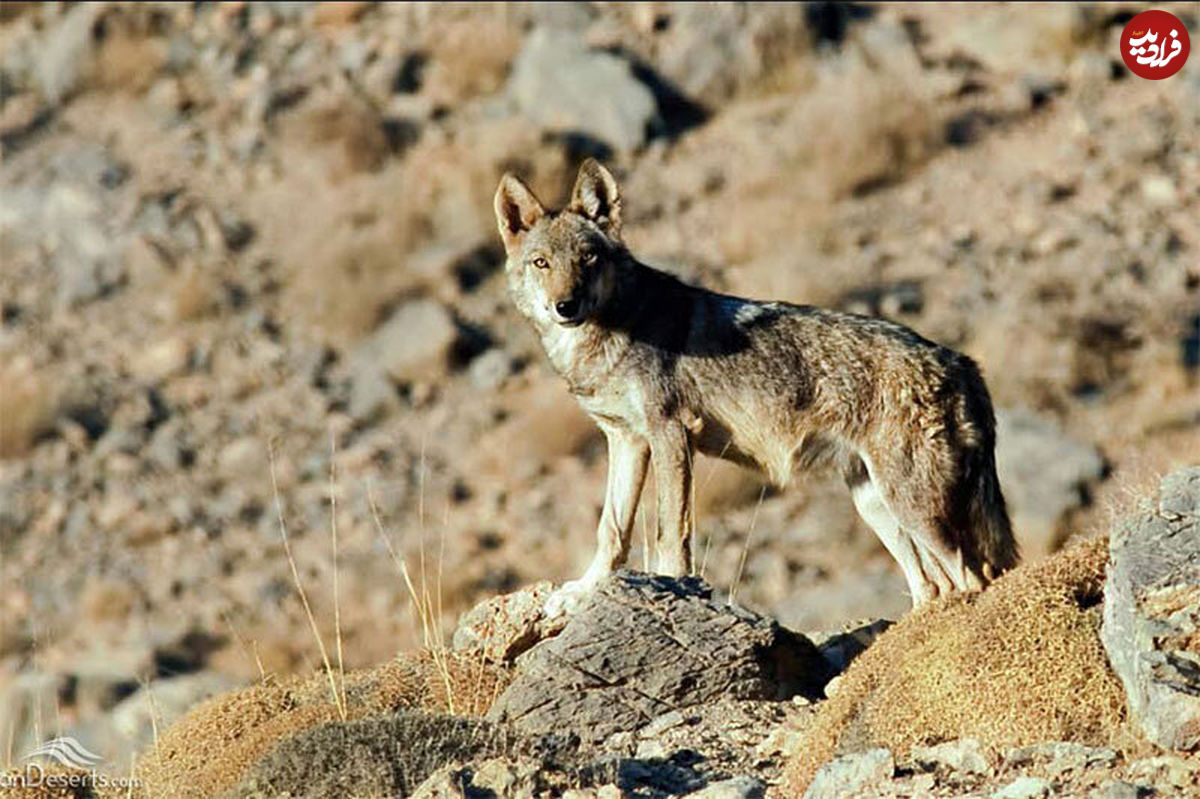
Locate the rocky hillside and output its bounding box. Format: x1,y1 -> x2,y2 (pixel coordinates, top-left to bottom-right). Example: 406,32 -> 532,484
0,0 -> 1197,785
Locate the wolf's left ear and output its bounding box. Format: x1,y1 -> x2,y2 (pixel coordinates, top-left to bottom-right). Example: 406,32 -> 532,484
569,159 -> 621,235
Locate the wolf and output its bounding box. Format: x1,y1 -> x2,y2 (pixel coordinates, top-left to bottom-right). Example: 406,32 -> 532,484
494,159 -> 1019,616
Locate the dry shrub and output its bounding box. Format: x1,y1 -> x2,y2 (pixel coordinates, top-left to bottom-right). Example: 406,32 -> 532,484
421,8 -> 522,106
0,356 -> 57,458
266,115 -> 566,347
783,537 -> 1127,794
94,30 -> 166,94
227,712 -> 523,798
643,19 -> 940,305
473,376 -> 599,481
136,651 -> 509,798
279,92 -> 393,178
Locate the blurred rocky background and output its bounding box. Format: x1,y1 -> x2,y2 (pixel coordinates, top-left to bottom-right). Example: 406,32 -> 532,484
0,0 -> 1197,772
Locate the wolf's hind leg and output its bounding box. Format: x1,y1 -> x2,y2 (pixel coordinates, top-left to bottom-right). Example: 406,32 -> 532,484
847,469 -> 939,606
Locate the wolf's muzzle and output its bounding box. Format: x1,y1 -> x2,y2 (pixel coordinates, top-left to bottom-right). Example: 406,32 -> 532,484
555,295 -> 586,324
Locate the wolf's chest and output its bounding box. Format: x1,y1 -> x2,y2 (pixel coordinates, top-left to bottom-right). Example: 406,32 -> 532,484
574,385 -> 652,437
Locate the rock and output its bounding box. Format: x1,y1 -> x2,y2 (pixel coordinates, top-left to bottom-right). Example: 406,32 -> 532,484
452,580 -> 561,662
804,748 -> 894,799
487,571 -> 831,743
34,3 -> 104,103
1003,741 -> 1117,774
911,737 -> 991,776
468,348 -> 515,391
217,436 -> 264,479
355,299 -> 461,385
991,776 -> 1051,799
1101,467 -> 1200,751
75,671 -> 240,767
1092,780 -> 1141,799
508,28 -> 658,152
685,776 -> 766,799
810,618 -> 892,675
994,408 -> 1105,557
347,365 -> 396,423
650,4 -> 809,105
129,337 -> 191,383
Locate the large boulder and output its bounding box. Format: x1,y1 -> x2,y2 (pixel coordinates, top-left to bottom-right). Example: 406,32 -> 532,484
1101,467 -> 1200,751
508,28 -> 659,153
486,571 -> 832,744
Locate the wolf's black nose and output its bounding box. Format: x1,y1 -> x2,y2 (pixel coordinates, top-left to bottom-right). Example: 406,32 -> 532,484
556,297 -> 583,320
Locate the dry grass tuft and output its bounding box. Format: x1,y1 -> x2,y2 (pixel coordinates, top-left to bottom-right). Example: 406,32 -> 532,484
783,536 -> 1127,794
135,651 -> 509,798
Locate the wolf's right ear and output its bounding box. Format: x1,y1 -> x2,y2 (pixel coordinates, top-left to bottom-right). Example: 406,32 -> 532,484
494,174 -> 545,253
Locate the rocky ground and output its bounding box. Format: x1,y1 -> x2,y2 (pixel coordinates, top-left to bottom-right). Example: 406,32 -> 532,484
0,2 -> 1198,794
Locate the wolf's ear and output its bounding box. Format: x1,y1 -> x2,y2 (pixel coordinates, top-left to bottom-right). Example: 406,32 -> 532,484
494,174 -> 545,252
569,159 -> 621,235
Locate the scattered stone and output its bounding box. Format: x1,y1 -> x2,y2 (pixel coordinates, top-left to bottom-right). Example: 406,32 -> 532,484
355,298 -> 461,385
468,347 -> 515,391
508,28 -> 659,152
1003,741 -> 1117,774
1102,467 -> 1200,752
487,571 -> 831,743
994,408 -> 1106,556
685,775 -> 766,799
1092,780 -> 1141,799
130,337 -> 191,383
911,737 -> 992,776
991,776 -> 1051,799
33,2 -> 104,103
804,748 -> 894,799
452,580 -> 560,662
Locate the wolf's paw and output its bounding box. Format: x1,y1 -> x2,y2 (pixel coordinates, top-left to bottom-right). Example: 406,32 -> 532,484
543,579 -> 595,620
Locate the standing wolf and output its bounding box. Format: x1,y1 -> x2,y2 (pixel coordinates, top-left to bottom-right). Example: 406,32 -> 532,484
495,159 -> 1018,615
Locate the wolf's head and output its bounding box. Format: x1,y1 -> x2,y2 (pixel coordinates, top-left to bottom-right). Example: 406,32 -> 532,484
494,159 -> 624,329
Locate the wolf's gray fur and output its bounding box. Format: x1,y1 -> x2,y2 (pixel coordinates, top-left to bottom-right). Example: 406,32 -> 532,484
495,159 -> 1018,614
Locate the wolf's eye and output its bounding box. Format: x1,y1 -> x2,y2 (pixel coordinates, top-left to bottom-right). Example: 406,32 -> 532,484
582,251 -> 598,265
532,257 -> 549,270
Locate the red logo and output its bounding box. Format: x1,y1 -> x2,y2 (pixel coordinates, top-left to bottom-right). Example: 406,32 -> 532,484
1121,10 -> 1190,80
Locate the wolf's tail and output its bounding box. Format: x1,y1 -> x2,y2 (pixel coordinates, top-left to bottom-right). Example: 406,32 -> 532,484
966,448 -> 1019,581
954,356 -> 1019,582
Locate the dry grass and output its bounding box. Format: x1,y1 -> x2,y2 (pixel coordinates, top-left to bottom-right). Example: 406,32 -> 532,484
783,536 -> 1128,794
0,356 -> 57,459
134,651 -> 510,798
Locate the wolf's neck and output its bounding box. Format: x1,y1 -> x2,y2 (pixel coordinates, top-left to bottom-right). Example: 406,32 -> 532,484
536,258 -> 691,394
538,316 -> 629,395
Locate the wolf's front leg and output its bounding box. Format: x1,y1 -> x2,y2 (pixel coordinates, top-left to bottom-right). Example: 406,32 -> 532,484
544,430 -> 649,618
651,421 -> 694,577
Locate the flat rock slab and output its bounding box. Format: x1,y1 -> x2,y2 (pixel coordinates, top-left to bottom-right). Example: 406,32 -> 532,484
487,571 -> 832,744
1101,467 -> 1200,751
